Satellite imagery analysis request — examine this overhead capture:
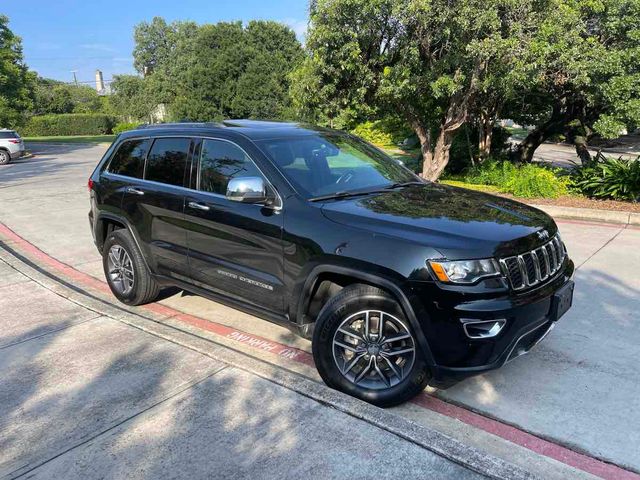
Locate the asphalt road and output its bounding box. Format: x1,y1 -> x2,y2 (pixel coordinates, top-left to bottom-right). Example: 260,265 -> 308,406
532,142 -> 638,168
1,143 -> 639,477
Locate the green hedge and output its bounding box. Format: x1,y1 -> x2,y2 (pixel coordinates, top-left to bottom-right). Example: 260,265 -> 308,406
22,114 -> 116,136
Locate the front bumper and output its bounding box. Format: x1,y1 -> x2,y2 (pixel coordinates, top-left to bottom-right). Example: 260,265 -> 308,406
411,260 -> 574,388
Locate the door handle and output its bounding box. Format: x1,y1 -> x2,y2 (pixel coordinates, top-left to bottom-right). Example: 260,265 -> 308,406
126,187 -> 145,196
188,201 -> 210,211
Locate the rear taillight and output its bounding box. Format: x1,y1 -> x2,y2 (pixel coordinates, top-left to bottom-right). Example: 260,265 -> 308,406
88,179 -> 94,191
8,139 -> 20,144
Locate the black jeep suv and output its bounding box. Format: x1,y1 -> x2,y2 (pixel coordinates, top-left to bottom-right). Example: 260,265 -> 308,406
89,120 -> 574,406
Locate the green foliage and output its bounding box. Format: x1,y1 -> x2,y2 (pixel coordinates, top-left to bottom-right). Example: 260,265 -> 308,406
293,0 -> 544,179
507,0 -> 640,161
169,20 -> 302,121
112,122 -> 140,135
129,18 -> 302,122
0,15 -> 35,127
33,77 -> 105,115
22,114 -> 116,137
570,154 -> 640,201
461,160 -> 569,198
351,118 -> 412,146
133,17 -> 198,76
109,75 -> 157,121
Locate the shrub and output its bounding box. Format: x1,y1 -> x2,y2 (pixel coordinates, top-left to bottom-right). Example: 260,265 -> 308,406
352,117 -> 412,147
22,113 -> 116,136
113,122 -> 140,135
570,154 -> 640,201
462,160 -> 569,198
503,164 -> 569,198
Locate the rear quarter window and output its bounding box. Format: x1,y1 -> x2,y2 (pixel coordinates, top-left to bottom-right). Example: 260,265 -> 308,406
0,131 -> 18,139
108,138 -> 151,178
145,137 -> 191,187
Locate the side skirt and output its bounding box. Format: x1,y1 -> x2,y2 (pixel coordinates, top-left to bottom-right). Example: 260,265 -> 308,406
153,274 -> 310,339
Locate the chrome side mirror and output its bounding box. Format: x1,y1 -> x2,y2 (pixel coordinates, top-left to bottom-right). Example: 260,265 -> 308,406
226,177 -> 270,204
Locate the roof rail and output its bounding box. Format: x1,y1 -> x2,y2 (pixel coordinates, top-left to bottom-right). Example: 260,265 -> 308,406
135,122 -> 223,130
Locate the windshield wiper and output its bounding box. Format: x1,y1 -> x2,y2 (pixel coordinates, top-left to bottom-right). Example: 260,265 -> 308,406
384,181 -> 426,189
309,181 -> 426,202
309,189 -> 383,202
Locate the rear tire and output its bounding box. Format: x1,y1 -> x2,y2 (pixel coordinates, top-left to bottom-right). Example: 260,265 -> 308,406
312,284 -> 431,407
0,150 -> 11,165
102,229 -> 160,305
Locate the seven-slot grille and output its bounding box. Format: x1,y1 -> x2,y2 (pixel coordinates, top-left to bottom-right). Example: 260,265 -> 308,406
500,235 -> 566,291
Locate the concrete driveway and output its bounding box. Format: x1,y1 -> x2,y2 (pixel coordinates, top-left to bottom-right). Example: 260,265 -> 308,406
0,257 -> 484,480
1,143 -> 639,478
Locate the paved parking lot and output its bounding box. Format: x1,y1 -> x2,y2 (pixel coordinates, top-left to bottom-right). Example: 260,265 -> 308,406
1,143 -> 639,478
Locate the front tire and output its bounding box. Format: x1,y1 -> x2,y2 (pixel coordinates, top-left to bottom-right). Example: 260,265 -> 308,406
312,284 -> 431,407
102,229 -> 160,306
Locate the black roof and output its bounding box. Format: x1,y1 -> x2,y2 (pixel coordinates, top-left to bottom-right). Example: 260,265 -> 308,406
129,119 -> 336,141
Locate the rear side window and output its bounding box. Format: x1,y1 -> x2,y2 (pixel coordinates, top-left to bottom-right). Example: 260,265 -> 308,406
199,139 -> 262,195
0,131 -> 18,139
108,139 -> 150,178
145,137 -> 191,187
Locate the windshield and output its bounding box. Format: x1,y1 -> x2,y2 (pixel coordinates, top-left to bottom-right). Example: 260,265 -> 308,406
256,133 -> 419,198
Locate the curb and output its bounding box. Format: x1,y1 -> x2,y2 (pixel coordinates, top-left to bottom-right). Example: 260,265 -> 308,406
530,204 -> 640,227
0,242 -> 537,480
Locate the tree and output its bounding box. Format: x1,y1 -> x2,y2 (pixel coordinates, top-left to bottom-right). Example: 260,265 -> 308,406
292,0 -> 543,180
133,17 -> 198,76
511,0 -> 640,164
109,75 -> 157,121
129,18 -> 302,122
0,15 -> 35,127
33,78 -> 73,114
33,77 -> 104,115
166,20 -> 302,121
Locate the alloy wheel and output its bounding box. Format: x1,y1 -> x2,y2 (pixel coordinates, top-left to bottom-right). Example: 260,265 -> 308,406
107,245 -> 135,295
332,310 -> 416,390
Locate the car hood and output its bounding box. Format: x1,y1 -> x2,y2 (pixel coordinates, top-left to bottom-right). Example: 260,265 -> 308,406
320,183 -> 557,259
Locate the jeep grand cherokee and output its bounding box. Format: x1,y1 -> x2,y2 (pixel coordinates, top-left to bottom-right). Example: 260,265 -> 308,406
88,120 -> 574,406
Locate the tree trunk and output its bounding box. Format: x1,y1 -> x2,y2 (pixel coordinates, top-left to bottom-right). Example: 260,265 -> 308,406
515,102 -> 565,163
406,65 -> 478,180
478,112 -> 494,161
421,128 -> 454,180
574,141 -> 591,165
567,122 -> 593,165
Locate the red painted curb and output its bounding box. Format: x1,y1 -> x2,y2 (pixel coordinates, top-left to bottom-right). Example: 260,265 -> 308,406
1,221 -> 638,480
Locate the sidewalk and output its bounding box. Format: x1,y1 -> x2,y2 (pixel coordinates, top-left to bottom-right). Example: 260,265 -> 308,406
0,249 -> 490,480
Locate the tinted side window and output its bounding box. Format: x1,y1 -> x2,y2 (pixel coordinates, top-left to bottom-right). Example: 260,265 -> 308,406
108,139 -> 150,178
199,140 -> 262,195
0,131 -> 18,139
145,138 -> 191,187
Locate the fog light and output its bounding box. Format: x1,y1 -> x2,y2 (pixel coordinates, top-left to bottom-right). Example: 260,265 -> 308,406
462,319 -> 506,339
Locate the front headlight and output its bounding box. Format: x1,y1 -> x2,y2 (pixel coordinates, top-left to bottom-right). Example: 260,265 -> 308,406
428,258 -> 501,284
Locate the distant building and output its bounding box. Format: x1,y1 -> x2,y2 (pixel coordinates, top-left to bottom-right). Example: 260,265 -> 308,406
95,69 -> 111,95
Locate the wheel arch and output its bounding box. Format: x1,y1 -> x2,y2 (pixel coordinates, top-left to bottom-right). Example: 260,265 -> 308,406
293,264 -> 436,366
95,212 -> 153,274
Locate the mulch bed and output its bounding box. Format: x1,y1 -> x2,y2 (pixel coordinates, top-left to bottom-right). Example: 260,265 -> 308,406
497,193 -> 640,213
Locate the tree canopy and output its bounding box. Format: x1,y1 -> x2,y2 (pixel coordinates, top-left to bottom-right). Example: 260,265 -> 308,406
0,15 -> 34,128
294,0 -> 640,177
292,0 -> 545,180
131,18 -> 303,122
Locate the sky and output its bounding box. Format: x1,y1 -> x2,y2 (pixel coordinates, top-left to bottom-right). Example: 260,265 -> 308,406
3,0 -> 309,87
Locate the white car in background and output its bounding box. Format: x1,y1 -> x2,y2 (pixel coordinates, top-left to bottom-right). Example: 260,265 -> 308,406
0,129 -> 25,164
